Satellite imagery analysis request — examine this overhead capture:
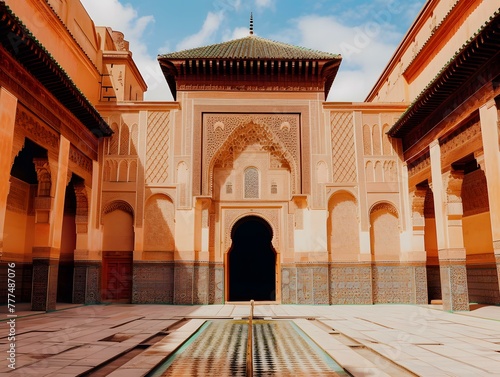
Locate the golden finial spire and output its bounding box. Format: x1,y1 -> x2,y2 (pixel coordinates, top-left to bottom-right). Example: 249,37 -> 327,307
250,12 -> 254,35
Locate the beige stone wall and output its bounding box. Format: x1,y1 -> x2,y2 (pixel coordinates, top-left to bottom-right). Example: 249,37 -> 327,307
369,0 -> 498,103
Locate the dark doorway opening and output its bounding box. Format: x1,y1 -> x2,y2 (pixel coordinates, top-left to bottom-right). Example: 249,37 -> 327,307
228,216 -> 276,301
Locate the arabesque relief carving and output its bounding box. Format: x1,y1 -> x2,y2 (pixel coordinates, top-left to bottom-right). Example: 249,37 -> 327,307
203,114 -> 299,196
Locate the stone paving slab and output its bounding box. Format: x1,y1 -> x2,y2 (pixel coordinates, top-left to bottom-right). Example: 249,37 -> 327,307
2,304 -> 500,376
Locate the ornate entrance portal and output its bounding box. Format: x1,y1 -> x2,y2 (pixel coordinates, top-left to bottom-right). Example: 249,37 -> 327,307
228,216 -> 276,301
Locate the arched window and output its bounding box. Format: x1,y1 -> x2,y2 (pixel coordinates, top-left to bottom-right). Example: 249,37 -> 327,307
244,167 -> 259,198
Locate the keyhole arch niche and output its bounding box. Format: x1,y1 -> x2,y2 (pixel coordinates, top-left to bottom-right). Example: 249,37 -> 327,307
226,214 -> 278,302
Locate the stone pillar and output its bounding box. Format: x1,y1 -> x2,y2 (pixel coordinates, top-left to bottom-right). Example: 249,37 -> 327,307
32,136 -> 70,311
72,180 -> 100,304
479,100 -> 500,290
409,186 -> 429,305
430,140 -> 469,311
0,88 -> 17,256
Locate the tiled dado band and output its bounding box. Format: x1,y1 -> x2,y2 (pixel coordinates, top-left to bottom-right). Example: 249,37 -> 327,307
32,258 -> 59,311
439,258 -> 469,311
73,261 -> 101,305
123,261 -> 225,305
281,263 -> 330,304
282,262 -> 427,305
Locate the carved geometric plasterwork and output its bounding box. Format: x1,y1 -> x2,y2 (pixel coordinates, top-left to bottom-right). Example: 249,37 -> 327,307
223,208 -> 280,253
33,158 -> 51,197
101,200 -> 134,224
6,177 -> 30,214
69,144 -> 92,175
370,202 -> 400,258
440,118 -> 481,157
202,114 -> 300,196
410,187 -> 427,226
74,181 -> 89,233
371,202 -> 399,217
144,194 -> 175,251
146,111 -> 170,184
408,152 -> 430,177
16,107 -> 59,153
330,112 -> 356,182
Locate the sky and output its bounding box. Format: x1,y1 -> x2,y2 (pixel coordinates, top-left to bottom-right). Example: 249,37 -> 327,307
80,0 -> 425,102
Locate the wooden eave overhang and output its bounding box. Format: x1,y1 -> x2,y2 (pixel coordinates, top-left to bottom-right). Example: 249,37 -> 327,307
158,35 -> 341,100
0,2 -> 112,137
388,9 -> 500,140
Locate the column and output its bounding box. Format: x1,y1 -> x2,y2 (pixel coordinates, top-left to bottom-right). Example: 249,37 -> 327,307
32,136 -> 70,311
0,88 -> 17,255
72,178 -> 100,304
479,100 -> 500,290
408,185 -> 428,305
430,140 -> 469,311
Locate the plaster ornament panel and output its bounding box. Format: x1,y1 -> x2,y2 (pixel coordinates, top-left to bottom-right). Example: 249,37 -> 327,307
365,161 -> 374,182
118,160 -> 128,182
203,114 -> 300,196
440,118 -> 481,157
363,124 -> 372,155
372,124 -> 381,155
177,161 -> 189,208
69,145 -> 92,175
6,177 -> 30,214
328,192 -> 360,256
223,208 -> 280,252
331,112 -> 356,182
382,125 -> 393,155
129,160 -> 138,182
130,124 -> 138,155
101,200 -> 134,224
370,202 -> 400,258
74,181 -> 89,233
313,161 -> 328,208
146,111 -> 171,184
119,124 -> 129,155
108,123 -> 119,155
33,158 -> 51,197
374,161 -> 383,182
408,152 -> 430,177
144,194 -> 175,252
16,108 -> 59,153
443,170 -> 464,206
244,167 -> 259,199
410,187 -> 427,226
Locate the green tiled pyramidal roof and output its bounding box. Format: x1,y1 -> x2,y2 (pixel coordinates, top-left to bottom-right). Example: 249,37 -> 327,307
159,35 -> 340,60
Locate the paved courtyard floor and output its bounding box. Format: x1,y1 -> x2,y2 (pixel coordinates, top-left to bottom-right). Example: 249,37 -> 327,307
1,303 -> 500,376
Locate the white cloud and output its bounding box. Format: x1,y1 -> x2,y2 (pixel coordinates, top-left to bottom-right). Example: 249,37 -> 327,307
290,15 -> 400,101
225,26 -> 251,40
255,0 -> 274,10
176,11 -> 225,51
81,0 -> 173,101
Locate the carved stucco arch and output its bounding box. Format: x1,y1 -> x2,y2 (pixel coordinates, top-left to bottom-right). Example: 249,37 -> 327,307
208,121 -> 298,196
369,201 -> 399,218
327,188 -> 358,206
224,210 -> 279,254
145,192 -> 175,205
101,200 -> 134,224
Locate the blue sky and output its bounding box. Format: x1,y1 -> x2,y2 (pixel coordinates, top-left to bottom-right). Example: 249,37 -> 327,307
81,0 -> 425,101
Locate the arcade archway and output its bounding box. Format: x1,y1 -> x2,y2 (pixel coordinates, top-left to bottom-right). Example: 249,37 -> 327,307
228,216 -> 276,301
